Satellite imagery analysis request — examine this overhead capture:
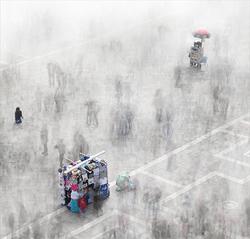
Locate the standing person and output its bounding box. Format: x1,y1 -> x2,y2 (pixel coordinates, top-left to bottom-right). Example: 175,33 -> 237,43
85,100 -> 99,127
54,88 -> 65,113
93,192 -> 103,216
153,89 -> 164,123
69,184 -> 80,213
35,87 -> 42,113
55,139 -> 66,167
40,124 -> 48,156
15,107 -> 23,124
72,132 -> 89,161
47,62 -> 56,87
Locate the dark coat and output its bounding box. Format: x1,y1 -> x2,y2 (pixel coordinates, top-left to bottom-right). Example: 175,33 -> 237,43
15,109 -> 22,123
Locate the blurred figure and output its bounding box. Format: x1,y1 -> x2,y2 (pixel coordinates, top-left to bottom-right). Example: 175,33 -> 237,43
47,62 -> 56,87
93,192 -> 103,216
174,66 -> 182,88
35,87 -> 42,113
55,65 -> 64,88
72,132 -> 89,160
55,139 -> 66,167
212,86 -> 229,119
153,89 -> 164,123
43,91 -> 54,113
40,124 -> 48,156
85,100 -> 99,127
54,88 -> 65,113
15,107 -> 23,124
111,104 -> 134,141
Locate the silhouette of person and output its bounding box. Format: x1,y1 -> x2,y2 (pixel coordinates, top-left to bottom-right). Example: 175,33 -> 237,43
15,107 -> 23,124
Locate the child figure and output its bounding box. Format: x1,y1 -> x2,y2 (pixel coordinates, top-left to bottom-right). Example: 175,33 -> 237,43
69,184 -> 80,213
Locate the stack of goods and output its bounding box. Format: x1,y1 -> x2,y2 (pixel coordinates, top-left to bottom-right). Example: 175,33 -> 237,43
58,151 -> 109,213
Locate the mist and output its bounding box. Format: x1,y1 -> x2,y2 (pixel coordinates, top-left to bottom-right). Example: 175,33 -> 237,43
1,1 -> 250,238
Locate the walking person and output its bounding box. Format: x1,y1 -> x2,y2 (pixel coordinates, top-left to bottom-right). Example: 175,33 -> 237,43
15,107 -> 23,124
69,184 -> 80,213
93,192 -> 103,216
40,124 -> 48,156
47,62 -> 56,87
85,100 -> 99,127
55,139 -> 66,167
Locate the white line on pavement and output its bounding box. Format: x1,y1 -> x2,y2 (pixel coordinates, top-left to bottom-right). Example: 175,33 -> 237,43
215,138 -> 248,156
240,120 -> 250,125
163,172 -> 216,204
116,211 -> 146,226
162,171 -> 250,207
244,150 -> 250,157
220,129 -> 249,140
3,113 -> 249,239
141,171 -> 183,188
2,207 -> 67,239
215,153 -> 250,168
64,210 -> 117,239
128,114 -> 250,178
215,172 -> 244,184
90,227 -> 119,239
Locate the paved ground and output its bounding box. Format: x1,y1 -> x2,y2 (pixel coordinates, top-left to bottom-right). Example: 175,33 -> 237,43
1,2 -> 250,238
2,113 -> 250,239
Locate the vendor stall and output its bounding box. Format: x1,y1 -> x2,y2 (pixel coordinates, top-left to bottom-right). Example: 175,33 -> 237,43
58,151 -> 110,213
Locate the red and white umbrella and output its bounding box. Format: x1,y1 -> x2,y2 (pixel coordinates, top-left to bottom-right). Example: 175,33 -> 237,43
192,29 -> 210,39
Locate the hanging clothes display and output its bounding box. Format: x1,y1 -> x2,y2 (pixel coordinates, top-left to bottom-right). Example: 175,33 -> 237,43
58,151 -> 109,213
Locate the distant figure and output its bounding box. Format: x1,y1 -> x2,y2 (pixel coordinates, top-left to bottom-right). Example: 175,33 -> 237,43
47,62 -> 56,87
55,139 -> 66,167
93,193 -> 103,216
54,88 -> 65,113
15,107 -> 23,124
85,100 -> 99,127
174,66 -> 182,88
40,124 -> 48,156
35,87 -> 42,113
153,89 -> 164,123
111,104 -> 134,142
72,132 -> 89,160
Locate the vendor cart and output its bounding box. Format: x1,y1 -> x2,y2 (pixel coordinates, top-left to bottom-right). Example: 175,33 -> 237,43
58,151 -> 110,213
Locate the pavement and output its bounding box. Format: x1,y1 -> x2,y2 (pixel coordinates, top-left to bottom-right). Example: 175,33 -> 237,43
3,113 -> 250,239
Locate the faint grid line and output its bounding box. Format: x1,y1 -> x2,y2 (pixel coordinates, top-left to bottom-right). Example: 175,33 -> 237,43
244,150 -> 250,157
141,171 -> 183,188
163,172 -> 216,204
220,129 -> 250,140
63,210 -> 117,239
2,113 -> 249,239
0,13 -> 171,73
215,153 -> 250,168
163,171 -> 250,206
89,227 -> 119,239
1,207 -> 67,239
214,129 -> 250,168
128,113 -> 250,178
240,120 -> 250,125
